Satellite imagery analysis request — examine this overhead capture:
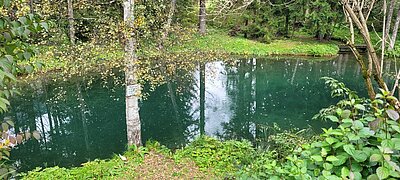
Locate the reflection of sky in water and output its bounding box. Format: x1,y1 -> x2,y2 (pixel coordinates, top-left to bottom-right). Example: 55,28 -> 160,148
204,62 -> 232,135
191,62 -> 233,136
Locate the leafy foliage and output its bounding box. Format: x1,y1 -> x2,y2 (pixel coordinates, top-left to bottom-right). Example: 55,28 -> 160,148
174,136 -> 254,176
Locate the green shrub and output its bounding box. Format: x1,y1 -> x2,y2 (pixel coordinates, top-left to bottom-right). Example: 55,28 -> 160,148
174,136 -> 254,176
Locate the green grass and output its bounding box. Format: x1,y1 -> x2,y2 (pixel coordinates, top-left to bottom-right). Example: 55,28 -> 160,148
177,31 -> 340,57
20,142 -> 213,179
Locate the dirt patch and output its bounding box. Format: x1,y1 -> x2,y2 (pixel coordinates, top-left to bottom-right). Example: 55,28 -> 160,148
134,151 -> 214,180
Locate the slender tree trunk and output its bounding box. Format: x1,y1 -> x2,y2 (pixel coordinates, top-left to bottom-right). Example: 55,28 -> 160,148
199,63 -> 205,135
348,16 -> 355,44
199,0 -> 206,35
67,0 -> 75,44
381,0 -> 387,74
285,7 -> 290,37
124,0 -> 141,147
385,0 -> 396,39
390,8 -> 400,50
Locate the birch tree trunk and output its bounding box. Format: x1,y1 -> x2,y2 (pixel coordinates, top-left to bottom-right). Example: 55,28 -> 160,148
390,8 -> 400,50
124,0 -> 141,147
199,0 -> 206,35
67,0 -> 75,44
385,0 -> 396,39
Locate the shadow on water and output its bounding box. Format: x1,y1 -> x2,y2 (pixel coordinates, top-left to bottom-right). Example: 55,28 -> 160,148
7,54 -> 396,172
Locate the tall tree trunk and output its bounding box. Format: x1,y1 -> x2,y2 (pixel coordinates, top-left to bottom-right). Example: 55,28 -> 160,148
348,15 -> 355,43
385,0 -> 396,39
124,0 -> 141,147
390,7 -> 400,50
381,0 -> 387,74
199,0 -> 206,35
285,7 -> 290,37
199,63 -> 205,135
67,0 -> 75,44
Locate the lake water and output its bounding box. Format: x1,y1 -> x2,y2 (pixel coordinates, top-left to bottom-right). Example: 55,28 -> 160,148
8,54 -> 387,171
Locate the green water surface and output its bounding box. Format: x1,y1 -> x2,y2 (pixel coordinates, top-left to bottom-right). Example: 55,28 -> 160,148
9,55 -> 380,171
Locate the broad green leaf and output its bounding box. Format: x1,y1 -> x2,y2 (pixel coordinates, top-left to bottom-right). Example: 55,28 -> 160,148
343,144 -> 355,156
370,154 -> 382,162
311,155 -> 323,162
326,155 -> 339,162
341,166 -> 350,178
341,110 -> 351,119
323,163 -> 333,170
352,120 -> 364,130
354,104 -> 365,111
325,137 -> 337,145
382,139 -> 395,149
367,174 -> 379,180
376,167 -> 390,180
326,115 -> 339,122
352,150 -> 368,162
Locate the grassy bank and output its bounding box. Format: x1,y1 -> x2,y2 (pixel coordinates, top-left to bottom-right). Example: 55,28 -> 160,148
24,30 -> 340,77
20,141 -> 213,179
179,31 -> 340,57
21,133 -> 313,179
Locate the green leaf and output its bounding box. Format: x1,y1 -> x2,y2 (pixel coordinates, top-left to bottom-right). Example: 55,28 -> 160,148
386,109 -> 399,121
341,110 -> 351,119
326,137 -> 337,145
341,167 -> 350,178
323,163 -> 333,170
352,120 -> 364,130
326,155 -> 339,162
382,139 -> 395,149
392,138 -> 400,150
354,104 -> 365,111
343,144 -> 355,156
376,167 -> 390,180
311,155 -> 323,162
332,154 -> 348,166
352,150 -> 368,162
347,133 -> 360,141
325,115 -> 339,122
367,174 -> 379,180
370,154 -> 382,162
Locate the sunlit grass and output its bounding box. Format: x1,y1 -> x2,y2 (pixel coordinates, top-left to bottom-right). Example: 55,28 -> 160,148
177,31 -> 339,57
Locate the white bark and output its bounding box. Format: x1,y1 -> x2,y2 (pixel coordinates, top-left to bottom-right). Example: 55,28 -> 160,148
67,0 -> 75,44
124,0 -> 141,147
390,7 -> 400,50
199,0 -> 206,34
385,0 -> 396,39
